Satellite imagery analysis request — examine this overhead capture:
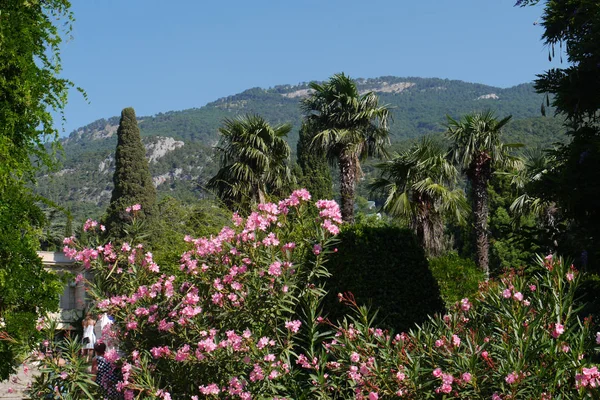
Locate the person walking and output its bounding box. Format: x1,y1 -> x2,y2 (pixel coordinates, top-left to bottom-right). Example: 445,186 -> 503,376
81,313 -> 96,362
91,342 -> 122,400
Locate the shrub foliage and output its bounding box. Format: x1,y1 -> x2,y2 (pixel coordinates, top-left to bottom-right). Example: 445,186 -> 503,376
325,223 -> 445,332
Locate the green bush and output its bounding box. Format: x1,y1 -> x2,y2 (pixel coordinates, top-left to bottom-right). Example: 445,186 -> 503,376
576,273 -> 600,326
324,222 -> 445,332
429,252 -> 484,308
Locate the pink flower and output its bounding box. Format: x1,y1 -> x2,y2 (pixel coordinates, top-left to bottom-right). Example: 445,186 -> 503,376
257,337 -> 270,350
282,242 -> 296,252
462,372 -> 472,382
435,339 -> 444,347
529,284 -> 536,291
322,219 -> 340,235
231,212 -> 243,226
291,188 -> 311,201
596,332 -> 600,344
513,292 -> 524,302
566,272 -> 574,282
350,352 -> 360,363
104,348 -> 120,362
315,199 -> 342,223
502,288 -> 512,299
262,232 -> 280,247
505,371 -> 519,384
368,393 -> 379,400
132,204 -> 141,211
268,261 -> 282,277
249,364 -> 265,382
199,384 -> 220,395
313,244 -> 322,255
452,334 -> 461,347
551,322 -> 565,338
460,298 -> 471,311
433,368 -> 442,378
35,317 -> 45,331
83,219 -> 98,232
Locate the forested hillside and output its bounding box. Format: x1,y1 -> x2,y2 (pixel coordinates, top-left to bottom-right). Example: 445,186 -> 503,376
36,76 -> 566,222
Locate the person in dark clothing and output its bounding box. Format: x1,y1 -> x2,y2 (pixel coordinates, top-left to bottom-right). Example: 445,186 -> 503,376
91,342 -> 122,400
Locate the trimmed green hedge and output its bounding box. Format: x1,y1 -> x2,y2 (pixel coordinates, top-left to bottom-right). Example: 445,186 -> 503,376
324,223 -> 445,332
428,252 -> 484,308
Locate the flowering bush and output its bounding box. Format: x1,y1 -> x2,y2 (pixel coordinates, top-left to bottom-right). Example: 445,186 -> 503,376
59,189 -> 342,399
28,330 -> 98,399
311,254 -> 600,399
32,189 -> 600,399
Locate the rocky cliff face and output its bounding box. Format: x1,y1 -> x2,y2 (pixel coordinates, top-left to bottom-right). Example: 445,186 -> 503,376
145,137 -> 185,163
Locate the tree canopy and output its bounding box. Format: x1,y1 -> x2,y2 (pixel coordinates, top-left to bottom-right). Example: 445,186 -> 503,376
0,0 -> 75,379
518,0 -> 600,270
370,137 -> 467,256
446,111 -> 517,277
301,73 -> 390,223
105,107 -> 157,235
208,114 -> 294,212
0,0 -> 78,186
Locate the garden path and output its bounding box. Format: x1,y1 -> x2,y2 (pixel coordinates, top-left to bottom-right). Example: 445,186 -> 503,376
0,365 -> 36,400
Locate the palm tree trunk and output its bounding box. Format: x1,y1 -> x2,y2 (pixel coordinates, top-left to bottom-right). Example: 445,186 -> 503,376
471,160 -> 491,279
339,153 -> 356,224
416,200 -> 444,257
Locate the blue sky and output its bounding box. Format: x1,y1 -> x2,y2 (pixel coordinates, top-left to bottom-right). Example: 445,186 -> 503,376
58,0 -> 558,135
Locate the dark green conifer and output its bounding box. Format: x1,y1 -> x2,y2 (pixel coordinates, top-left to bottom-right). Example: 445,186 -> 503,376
105,107 -> 156,235
296,122 -> 333,200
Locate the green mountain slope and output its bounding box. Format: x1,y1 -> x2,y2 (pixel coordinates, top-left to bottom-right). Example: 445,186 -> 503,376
36,76 -> 567,222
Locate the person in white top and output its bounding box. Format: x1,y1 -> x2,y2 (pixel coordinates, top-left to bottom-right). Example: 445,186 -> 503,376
81,313 -> 96,362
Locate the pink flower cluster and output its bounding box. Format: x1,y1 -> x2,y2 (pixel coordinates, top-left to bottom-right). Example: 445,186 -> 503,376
83,219 -> 105,232
125,204 -> 141,213
284,320 -> 302,333
433,368 -> 455,394
316,199 -> 342,235
576,366 -> 600,388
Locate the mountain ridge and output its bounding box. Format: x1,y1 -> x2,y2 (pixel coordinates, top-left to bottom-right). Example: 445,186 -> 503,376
38,76 -> 565,222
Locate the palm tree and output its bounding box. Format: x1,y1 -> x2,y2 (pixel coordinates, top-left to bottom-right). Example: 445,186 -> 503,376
509,148 -> 561,250
446,111 -> 520,277
370,137 -> 468,256
207,114 -> 294,212
301,73 -> 391,223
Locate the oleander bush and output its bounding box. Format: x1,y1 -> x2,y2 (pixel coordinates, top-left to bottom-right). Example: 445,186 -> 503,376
309,254 -> 600,399
57,189 -> 341,399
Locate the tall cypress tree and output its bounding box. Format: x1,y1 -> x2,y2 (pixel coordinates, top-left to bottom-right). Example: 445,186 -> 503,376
296,122 -> 334,200
105,107 -> 156,235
